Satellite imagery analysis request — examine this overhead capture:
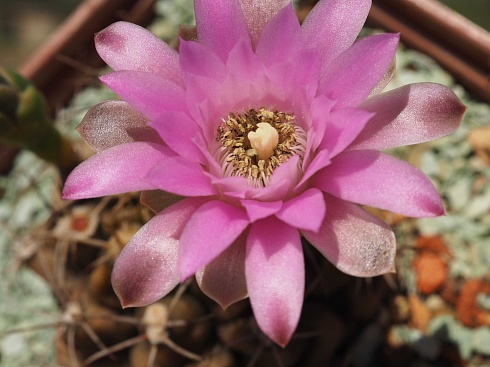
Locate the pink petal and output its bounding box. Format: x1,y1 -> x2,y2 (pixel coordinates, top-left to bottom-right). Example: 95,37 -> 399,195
303,194 -> 396,277
308,95 -> 336,152
78,100 -> 162,152
179,39 -> 227,81
267,49 -> 319,110
296,149 -> 331,189
140,190 -> 183,214
62,142 -> 172,199
150,111 -> 204,163
276,188 -> 326,232
146,156 -> 216,197
314,150 -> 444,217
112,198 -> 204,307
196,232 -> 248,309
95,21 -> 182,86
255,4 -> 302,65
319,33 -> 399,108
240,199 -> 282,222
194,0 -> 251,61
369,56 -> 396,97
239,0 -> 290,47
350,83 -> 467,150
302,0 -> 372,75
252,155 -> 300,201
246,217 -> 304,347
319,107 -> 374,158
100,71 -> 186,120
226,40 -> 265,80
179,200 -> 249,280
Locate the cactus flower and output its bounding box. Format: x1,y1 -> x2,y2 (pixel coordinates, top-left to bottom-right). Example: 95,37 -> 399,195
62,0 -> 465,346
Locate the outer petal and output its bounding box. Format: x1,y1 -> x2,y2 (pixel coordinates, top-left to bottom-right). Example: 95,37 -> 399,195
239,0 -> 290,47
302,0 -> 371,74
350,83 -> 466,150
196,232 -> 248,309
78,100 -> 162,152
179,200 -> 249,280
303,194 -> 396,277
240,199 -> 282,222
62,142 -> 172,199
314,150 -> 444,217
179,39 -> 227,81
194,0 -> 251,61
111,198 -> 204,307
369,56 -> 396,97
276,188 -> 326,232
319,33 -> 399,108
151,111 -> 204,163
319,107 -> 374,158
146,156 -> 217,197
95,22 -> 182,86
255,4 -> 302,65
100,71 -> 186,120
246,217 -> 304,347
140,190 -> 183,214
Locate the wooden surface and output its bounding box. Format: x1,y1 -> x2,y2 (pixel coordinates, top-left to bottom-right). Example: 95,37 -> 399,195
370,0 -> 490,103
18,0 -> 156,114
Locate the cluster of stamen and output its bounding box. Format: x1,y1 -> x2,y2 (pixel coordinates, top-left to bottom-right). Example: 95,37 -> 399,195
215,107 -> 306,187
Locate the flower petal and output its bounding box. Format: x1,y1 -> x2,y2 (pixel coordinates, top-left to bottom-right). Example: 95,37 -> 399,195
350,83 -> 467,150
179,200 -> 249,280
111,198 -> 204,307
100,71 -> 186,120
240,199 -> 282,222
319,107 -> 374,158
276,188 -> 326,232
319,33 -> 399,108
252,155 -> 300,201
246,217 -> 304,347
140,190 -> 183,214
146,156 -> 216,197
303,194 -> 396,277
296,149 -> 331,189
239,0 -> 290,47
95,21 -> 182,86
194,0 -> 251,61
227,40 -> 265,80
314,150 -> 444,217
78,100 -> 162,152
308,95 -> 336,152
369,56 -> 396,97
62,142 -> 172,199
256,4 -> 302,65
196,232 -> 248,309
302,0 -> 372,74
150,111 -> 204,163
179,39 -> 227,81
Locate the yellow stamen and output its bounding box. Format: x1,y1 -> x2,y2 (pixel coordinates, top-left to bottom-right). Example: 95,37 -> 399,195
247,122 -> 279,160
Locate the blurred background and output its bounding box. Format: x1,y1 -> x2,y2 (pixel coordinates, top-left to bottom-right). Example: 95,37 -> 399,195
0,0 -> 489,70
0,0 -> 81,68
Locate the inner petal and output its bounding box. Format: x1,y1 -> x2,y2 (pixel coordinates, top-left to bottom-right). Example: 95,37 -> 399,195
212,107 -> 306,188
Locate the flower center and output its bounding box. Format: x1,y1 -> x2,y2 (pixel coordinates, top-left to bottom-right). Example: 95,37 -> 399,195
215,107 -> 306,187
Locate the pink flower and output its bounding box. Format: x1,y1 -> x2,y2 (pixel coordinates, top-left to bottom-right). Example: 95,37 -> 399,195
62,0 -> 465,346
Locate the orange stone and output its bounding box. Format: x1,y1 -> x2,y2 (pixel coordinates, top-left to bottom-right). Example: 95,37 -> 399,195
413,252 -> 448,295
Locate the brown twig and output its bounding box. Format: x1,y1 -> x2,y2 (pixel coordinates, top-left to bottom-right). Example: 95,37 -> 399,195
19,0 -> 156,114
369,0 -> 490,103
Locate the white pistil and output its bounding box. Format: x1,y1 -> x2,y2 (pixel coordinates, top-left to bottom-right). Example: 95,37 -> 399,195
247,122 -> 279,160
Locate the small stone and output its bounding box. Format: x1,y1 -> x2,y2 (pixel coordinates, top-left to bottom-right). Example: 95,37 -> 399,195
409,294 -> 431,331
413,252 -> 448,295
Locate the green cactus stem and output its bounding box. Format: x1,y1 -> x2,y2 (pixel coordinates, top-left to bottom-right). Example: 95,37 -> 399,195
0,68 -> 78,171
